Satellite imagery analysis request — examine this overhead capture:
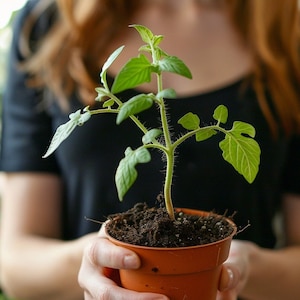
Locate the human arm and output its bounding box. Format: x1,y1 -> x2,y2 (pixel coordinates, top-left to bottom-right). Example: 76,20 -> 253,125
218,193 -> 300,300
0,172 -> 97,300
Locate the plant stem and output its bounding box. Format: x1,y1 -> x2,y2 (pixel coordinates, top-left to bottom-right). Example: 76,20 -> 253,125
156,72 -> 175,220
164,148 -> 175,220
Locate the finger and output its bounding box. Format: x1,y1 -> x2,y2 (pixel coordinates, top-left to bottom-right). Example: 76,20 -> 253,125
218,264 -> 240,292
98,222 -> 109,238
79,256 -> 168,300
83,284 -> 169,300
86,236 -> 141,269
217,289 -> 237,300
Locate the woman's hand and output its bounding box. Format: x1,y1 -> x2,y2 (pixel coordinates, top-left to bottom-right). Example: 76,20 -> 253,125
78,223 -> 169,300
78,224 -> 254,300
217,240 -> 255,300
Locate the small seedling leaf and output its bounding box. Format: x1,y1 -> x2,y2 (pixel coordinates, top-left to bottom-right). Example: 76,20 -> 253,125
153,35 -> 164,46
158,56 -> 192,79
43,109 -> 91,158
156,47 -> 169,59
230,120 -> 256,138
103,99 -> 115,108
115,147 -> 151,200
95,87 -> 110,102
139,45 -> 152,53
196,128 -> 217,142
219,121 -> 261,183
116,94 -> 154,124
178,112 -> 200,130
213,105 -> 228,124
130,24 -> 154,44
112,55 -> 154,93
100,46 -> 124,87
156,88 -> 177,99
142,129 -> 163,144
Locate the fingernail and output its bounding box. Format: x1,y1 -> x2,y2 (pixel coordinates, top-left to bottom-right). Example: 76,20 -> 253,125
226,267 -> 234,288
124,254 -> 139,269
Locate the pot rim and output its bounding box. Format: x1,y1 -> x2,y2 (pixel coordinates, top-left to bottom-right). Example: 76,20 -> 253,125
105,208 -> 237,251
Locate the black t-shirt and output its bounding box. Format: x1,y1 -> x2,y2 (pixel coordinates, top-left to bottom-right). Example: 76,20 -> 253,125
2,0 -> 300,248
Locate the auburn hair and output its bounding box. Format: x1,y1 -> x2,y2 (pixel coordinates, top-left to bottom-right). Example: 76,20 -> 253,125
20,0 -> 300,136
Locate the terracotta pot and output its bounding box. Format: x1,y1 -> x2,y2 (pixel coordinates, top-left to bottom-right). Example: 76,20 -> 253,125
106,208 -> 237,300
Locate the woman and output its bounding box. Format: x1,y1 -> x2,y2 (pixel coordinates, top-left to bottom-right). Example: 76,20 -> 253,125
1,0 -> 300,299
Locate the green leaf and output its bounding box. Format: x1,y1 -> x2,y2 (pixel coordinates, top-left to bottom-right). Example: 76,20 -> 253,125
130,24 -> 154,44
156,88 -> 177,99
155,47 -> 169,59
139,44 -> 152,53
42,109 -> 91,158
116,94 -> 154,124
111,55 -> 154,94
213,105 -> 228,124
103,99 -> 115,108
115,147 -> 151,200
178,112 -> 200,130
158,56 -> 192,79
95,87 -> 110,102
153,35 -> 164,46
229,121 -> 256,138
142,129 -> 163,144
100,46 -> 124,88
219,121 -> 261,183
196,128 -> 217,142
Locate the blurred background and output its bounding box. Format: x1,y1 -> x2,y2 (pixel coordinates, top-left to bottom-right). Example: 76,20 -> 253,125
0,0 -> 27,103
0,1 -> 27,300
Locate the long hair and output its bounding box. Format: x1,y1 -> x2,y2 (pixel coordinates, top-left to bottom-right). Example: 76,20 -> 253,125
20,0 -> 300,136
228,0 -> 300,135
20,0 -> 141,109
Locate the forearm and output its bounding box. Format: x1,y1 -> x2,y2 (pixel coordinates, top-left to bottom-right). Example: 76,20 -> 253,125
240,245 -> 300,300
1,234 -> 95,300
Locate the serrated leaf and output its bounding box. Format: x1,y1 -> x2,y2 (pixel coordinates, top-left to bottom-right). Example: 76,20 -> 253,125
116,94 -> 154,124
43,109 -> 91,158
230,121 -> 256,138
111,55 -> 154,94
156,88 -> 177,99
219,122 -> 261,183
115,147 -> 151,200
100,46 -> 124,87
196,128 -> 217,142
158,56 -> 192,79
130,24 -> 154,44
142,129 -> 162,144
213,105 -> 228,124
178,112 -> 200,130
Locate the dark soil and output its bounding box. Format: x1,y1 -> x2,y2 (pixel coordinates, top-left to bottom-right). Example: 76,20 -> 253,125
106,202 -> 235,247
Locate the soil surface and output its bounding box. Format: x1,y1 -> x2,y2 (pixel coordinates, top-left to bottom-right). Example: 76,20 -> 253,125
106,203 -> 235,247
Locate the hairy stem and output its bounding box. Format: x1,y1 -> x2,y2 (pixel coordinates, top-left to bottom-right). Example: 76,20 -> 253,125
164,148 -> 175,220
156,72 -> 175,220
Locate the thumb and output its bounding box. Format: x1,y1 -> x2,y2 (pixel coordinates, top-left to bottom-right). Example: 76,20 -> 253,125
218,264 -> 240,292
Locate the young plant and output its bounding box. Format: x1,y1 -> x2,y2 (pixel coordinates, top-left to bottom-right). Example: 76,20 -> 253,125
43,25 -> 261,220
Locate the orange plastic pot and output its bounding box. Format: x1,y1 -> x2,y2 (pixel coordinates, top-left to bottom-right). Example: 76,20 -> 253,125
106,208 -> 237,300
